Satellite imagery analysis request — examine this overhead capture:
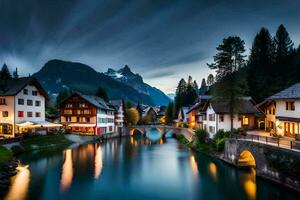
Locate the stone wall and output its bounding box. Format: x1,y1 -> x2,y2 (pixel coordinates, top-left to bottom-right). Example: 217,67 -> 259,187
224,139 -> 300,192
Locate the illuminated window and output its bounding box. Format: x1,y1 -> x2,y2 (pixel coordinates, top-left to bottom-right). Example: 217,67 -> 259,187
242,116 -> 249,125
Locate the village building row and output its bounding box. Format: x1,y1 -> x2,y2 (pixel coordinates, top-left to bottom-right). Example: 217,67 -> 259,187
0,77 -> 125,138
178,83 -> 300,139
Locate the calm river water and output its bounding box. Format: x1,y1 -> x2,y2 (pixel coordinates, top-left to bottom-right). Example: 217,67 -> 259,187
3,132 -> 299,200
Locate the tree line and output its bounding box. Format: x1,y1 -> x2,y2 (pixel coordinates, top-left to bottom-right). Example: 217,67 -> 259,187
166,24 -> 299,128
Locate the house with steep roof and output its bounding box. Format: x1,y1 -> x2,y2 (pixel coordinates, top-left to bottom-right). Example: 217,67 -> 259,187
258,83 -> 300,138
176,106 -> 190,126
108,100 -> 125,133
0,77 -> 60,138
188,95 -> 261,137
60,92 -> 115,135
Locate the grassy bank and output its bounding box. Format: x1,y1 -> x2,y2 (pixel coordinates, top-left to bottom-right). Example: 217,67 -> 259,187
177,129 -> 230,156
11,134 -> 73,155
0,146 -> 12,166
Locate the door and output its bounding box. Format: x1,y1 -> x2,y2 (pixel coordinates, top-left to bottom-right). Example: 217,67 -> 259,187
284,122 -> 290,137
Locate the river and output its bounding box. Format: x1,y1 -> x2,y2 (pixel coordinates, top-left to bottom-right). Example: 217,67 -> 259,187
2,131 -> 299,200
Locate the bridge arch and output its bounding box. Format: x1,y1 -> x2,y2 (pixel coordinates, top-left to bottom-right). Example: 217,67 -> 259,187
129,128 -> 144,136
238,150 -> 256,168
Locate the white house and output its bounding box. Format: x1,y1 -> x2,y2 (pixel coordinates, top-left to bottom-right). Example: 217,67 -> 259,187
0,77 -> 58,138
188,96 -> 261,137
176,106 -> 190,125
258,83 -> 300,138
108,100 -> 125,133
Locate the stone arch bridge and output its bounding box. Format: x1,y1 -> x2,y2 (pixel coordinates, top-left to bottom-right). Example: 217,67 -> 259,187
125,125 -> 194,142
224,138 -> 300,191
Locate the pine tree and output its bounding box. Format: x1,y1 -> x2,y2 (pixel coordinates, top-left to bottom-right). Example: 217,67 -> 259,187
208,36 -> 247,131
165,102 -> 174,124
247,27 -> 275,102
95,87 -> 109,102
274,24 -> 294,62
0,64 -> 12,81
208,36 -> 246,80
174,78 -> 187,114
193,80 -> 199,91
207,74 -> 215,86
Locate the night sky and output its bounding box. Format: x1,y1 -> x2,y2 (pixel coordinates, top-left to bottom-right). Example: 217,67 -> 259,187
1,0 -> 300,93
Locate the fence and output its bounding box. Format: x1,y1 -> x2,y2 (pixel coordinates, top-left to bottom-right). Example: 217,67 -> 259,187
233,134 -> 300,151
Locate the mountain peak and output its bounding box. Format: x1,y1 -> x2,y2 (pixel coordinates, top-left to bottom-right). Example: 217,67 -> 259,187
119,65 -> 132,75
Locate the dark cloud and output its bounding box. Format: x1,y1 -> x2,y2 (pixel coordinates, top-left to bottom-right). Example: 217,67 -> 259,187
0,0 -> 299,92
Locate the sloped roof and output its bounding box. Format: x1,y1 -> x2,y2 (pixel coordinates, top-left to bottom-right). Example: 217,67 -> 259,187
61,92 -> 114,111
78,93 -> 113,111
0,77 -> 49,99
210,97 -> 261,114
187,95 -> 212,113
267,83 -> 300,100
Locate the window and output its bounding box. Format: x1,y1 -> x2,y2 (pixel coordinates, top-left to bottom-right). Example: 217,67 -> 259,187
36,112 -> 41,117
109,126 -> 113,131
272,108 -> 275,115
35,100 -> 41,106
23,89 -> 28,95
66,117 -> 71,122
286,101 -> 295,111
242,116 -> 249,126
219,115 -> 224,122
209,114 -> 215,121
2,111 -> 8,117
27,99 -> 33,106
202,114 -> 207,121
66,103 -> 73,108
27,112 -> 32,117
64,109 -> 72,114
32,91 -> 38,96
209,126 -> 215,133
79,103 -> 87,108
18,98 -> 24,105
0,98 -> 6,105
18,111 -> 24,117
86,117 -> 90,122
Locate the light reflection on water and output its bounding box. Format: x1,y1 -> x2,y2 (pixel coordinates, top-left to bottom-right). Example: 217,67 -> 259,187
4,165 -> 30,200
3,133 -> 299,200
60,149 -> 73,192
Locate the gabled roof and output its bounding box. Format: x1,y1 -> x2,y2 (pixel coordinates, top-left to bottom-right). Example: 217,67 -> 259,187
61,92 -> 114,111
209,97 -> 261,114
187,95 -> 212,113
267,83 -> 300,100
0,77 -> 49,99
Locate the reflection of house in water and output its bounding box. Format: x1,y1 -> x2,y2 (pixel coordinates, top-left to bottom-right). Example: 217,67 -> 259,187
94,145 -> 103,179
60,149 -> 73,192
5,165 -> 30,200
